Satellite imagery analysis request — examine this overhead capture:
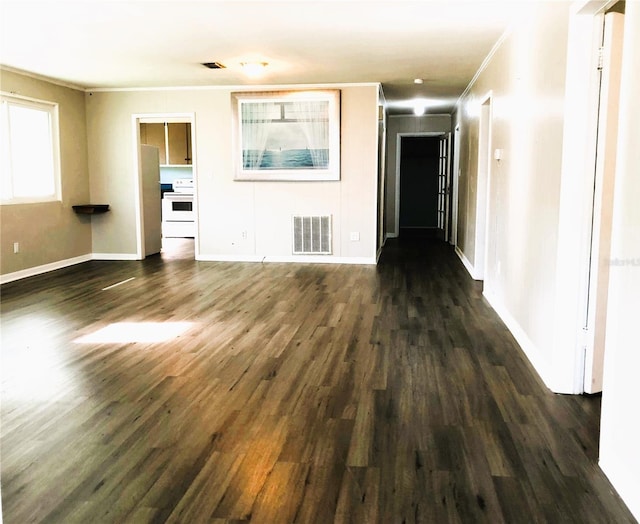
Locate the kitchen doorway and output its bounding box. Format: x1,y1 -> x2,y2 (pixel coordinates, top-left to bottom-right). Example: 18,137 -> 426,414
132,113 -> 197,261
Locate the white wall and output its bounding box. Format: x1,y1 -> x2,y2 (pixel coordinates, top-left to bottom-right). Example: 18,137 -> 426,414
85,85 -> 379,263
384,114 -> 451,236
454,2 -> 570,390
599,1 -> 640,519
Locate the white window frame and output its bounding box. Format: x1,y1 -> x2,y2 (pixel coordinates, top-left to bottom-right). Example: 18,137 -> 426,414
1,92 -> 61,204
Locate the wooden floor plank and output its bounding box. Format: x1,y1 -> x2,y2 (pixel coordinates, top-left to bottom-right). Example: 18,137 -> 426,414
1,237 -> 637,523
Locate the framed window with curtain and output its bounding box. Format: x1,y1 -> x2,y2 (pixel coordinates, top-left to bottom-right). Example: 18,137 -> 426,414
232,90 -> 340,181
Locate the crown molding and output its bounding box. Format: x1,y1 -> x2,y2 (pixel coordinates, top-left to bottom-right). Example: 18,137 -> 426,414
86,82 -> 381,93
0,65 -> 86,92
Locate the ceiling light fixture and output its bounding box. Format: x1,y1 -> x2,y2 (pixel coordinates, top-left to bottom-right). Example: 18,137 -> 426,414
241,61 -> 269,78
414,78 -> 423,84
413,102 -> 426,116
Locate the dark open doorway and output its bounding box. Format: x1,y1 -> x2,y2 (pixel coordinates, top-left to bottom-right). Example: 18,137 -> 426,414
399,136 -> 441,238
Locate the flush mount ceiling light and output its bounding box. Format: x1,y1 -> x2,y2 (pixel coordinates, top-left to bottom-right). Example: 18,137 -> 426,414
414,78 -> 424,84
413,101 -> 427,116
241,61 -> 269,78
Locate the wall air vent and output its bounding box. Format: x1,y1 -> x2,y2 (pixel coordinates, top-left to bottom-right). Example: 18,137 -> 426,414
202,62 -> 226,69
292,215 -> 332,255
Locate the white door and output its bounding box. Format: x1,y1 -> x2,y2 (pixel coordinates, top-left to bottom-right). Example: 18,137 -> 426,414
583,11 -> 625,393
141,144 -> 162,257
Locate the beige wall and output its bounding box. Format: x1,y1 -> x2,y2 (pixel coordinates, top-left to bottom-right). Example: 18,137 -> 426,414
0,69 -> 91,278
599,1 -> 640,519
85,85 -> 379,261
384,114 -> 451,236
454,2 -> 570,385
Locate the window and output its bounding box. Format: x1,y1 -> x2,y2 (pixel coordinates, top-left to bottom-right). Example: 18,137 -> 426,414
0,94 -> 60,203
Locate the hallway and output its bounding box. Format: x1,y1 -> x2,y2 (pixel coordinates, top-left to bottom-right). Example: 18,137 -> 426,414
0,239 -> 635,522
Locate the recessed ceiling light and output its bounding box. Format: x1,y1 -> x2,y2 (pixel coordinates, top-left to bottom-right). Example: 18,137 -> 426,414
241,62 -> 269,78
414,78 -> 423,84
202,62 -> 226,69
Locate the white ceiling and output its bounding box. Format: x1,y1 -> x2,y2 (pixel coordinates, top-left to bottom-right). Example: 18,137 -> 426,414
0,0 -> 528,115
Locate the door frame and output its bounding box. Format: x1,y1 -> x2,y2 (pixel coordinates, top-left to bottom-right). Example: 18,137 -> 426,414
478,92 -> 494,282
551,0 -> 620,394
394,131 -> 446,236
437,133 -> 452,242
131,112 -> 197,259
451,125 -> 461,246
582,8 -> 625,393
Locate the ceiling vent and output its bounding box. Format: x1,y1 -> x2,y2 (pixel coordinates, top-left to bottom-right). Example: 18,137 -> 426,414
201,62 -> 226,69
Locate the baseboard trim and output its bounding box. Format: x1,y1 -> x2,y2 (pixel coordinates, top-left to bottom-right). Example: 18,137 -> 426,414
197,254 -> 377,265
91,253 -> 140,261
1,250 -> 376,284
1,254 -> 92,285
455,246 -> 481,280
483,288 -> 553,391
599,457 -> 640,521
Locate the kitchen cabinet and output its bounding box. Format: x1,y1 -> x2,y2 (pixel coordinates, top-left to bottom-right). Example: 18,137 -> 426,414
168,123 -> 192,165
140,123 -> 167,164
140,122 -> 191,166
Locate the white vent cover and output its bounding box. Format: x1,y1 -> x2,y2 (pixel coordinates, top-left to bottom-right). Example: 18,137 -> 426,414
292,215 -> 332,255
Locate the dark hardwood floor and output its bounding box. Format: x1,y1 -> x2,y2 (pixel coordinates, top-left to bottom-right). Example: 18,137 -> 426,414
1,237 -> 636,523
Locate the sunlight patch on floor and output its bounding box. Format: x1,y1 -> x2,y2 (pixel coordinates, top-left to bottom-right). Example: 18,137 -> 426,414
74,321 -> 194,344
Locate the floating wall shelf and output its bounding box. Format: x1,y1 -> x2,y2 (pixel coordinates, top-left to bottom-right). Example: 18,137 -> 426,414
72,204 -> 110,214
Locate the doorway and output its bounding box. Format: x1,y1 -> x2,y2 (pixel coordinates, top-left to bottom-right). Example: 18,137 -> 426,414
396,133 -> 448,240
132,113 -> 197,261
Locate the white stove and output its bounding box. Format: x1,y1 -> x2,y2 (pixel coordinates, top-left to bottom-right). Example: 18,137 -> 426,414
162,178 -> 195,238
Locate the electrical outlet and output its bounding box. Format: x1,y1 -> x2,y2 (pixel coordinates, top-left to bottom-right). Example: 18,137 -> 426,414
13,242 -> 19,254
350,232 -> 360,241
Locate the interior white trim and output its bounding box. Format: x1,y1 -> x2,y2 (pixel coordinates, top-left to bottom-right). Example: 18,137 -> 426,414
576,0 -> 619,15
483,288 -> 554,391
197,254 -> 377,265
387,113 -> 452,119
394,131 -> 446,236
477,91 -> 493,281
455,246 -> 481,280
0,254 -> 92,285
451,124 -> 461,246
131,112 -> 198,260
0,65 -> 85,92
599,456 -> 640,521
88,82 -> 381,94
0,251 -> 377,285
456,29 -> 511,106
91,253 -> 139,261
552,0 -> 615,397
